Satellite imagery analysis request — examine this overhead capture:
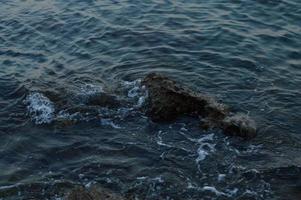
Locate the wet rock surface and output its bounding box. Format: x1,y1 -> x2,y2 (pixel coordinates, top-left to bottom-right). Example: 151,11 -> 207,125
86,93 -> 123,108
142,73 -> 229,122
142,73 -> 257,139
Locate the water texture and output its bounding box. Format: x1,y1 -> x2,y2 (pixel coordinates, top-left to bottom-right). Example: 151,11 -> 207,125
0,0 -> 301,199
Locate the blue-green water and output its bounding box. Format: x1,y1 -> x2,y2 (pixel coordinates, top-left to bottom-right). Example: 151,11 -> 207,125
0,0 -> 301,199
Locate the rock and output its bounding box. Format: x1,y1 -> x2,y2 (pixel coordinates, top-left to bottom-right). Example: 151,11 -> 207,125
86,93 -> 122,108
142,73 -> 256,139
142,73 -> 228,122
221,113 -> 257,139
66,187 -> 126,200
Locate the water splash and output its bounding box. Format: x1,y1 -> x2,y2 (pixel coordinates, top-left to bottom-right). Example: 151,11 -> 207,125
123,79 -> 148,108
24,93 -> 55,124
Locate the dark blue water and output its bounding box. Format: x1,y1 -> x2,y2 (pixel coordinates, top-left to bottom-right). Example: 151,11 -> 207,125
0,0 -> 301,199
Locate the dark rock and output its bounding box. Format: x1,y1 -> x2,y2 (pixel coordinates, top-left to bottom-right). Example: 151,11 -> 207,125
142,73 -> 256,139
62,105 -> 102,116
142,73 -> 228,122
86,93 -> 122,108
221,114 -> 257,138
66,187 -> 126,200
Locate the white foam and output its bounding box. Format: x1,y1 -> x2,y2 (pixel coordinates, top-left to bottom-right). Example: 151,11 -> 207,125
136,176 -> 147,180
123,79 -> 141,89
197,133 -> 214,143
100,118 -> 121,129
157,136 -> 173,148
245,144 -> 262,153
78,174 -> 85,179
25,93 -> 55,124
156,131 -> 173,148
225,188 -> 239,197
79,83 -> 103,96
196,134 -> 215,162
128,85 -> 140,98
187,180 -> 198,189
137,95 -> 146,107
116,107 -> 134,119
180,127 -> 188,132
243,189 -> 257,196
203,186 -> 226,196
56,110 -> 80,121
152,176 -> 164,183
0,183 -> 22,190
202,186 -> 238,197
218,174 -> 226,182
123,79 -> 148,108
84,181 -> 96,188
74,83 -> 104,104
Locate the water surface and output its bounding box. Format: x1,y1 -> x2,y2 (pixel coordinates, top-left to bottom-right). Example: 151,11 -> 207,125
0,0 -> 301,199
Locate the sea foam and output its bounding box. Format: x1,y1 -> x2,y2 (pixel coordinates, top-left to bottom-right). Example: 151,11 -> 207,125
25,93 -> 55,124
196,133 -> 215,162
123,79 -> 148,108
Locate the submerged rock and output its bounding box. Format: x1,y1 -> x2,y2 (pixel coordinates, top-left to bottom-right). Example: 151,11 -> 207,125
66,187 -> 126,200
142,73 -> 256,139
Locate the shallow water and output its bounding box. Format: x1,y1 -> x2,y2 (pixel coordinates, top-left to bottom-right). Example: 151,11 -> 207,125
0,0 -> 301,199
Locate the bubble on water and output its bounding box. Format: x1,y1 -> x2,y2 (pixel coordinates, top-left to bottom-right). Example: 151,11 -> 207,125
25,93 -> 55,124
